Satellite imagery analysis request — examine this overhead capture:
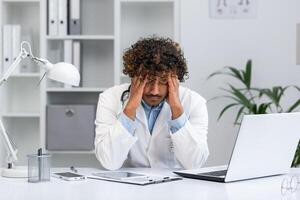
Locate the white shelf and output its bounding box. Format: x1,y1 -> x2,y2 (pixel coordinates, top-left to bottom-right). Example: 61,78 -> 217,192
46,35 -> 115,41
3,0 -> 39,2
47,150 -> 94,154
1,113 -> 40,118
46,87 -> 107,92
121,0 -> 175,2
10,73 -> 40,78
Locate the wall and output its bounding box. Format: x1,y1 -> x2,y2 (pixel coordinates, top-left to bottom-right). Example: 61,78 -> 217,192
181,0 -> 300,166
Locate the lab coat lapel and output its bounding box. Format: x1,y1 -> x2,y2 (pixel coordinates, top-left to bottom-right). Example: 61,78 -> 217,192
136,104 -> 152,146
136,104 -> 148,128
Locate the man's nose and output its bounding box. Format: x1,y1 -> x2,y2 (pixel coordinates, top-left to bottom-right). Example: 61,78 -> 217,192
150,80 -> 159,95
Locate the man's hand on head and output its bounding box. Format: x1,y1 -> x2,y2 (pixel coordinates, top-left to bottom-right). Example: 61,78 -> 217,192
166,73 -> 184,120
123,75 -> 147,120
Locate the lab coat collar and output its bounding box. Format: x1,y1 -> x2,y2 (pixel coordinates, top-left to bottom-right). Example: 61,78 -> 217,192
136,99 -> 166,127
141,99 -> 165,112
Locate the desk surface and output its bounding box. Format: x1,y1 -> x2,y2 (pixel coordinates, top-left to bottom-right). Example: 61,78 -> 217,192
0,167 -> 300,200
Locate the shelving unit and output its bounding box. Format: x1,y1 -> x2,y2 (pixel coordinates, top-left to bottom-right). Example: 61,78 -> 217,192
10,73 -> 40,77
46,87 -> 107,92
0,0 -> 180,167
46,35 -> 115,40
2,113 -> 40,117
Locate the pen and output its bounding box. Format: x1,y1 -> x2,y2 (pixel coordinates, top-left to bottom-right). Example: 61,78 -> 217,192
38,148 -> 42,181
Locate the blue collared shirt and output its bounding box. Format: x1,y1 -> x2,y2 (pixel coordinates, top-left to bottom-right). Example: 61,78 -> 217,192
118,100 -> 187,135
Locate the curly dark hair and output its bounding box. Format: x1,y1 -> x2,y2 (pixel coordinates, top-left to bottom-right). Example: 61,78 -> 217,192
122,36 -> 188,82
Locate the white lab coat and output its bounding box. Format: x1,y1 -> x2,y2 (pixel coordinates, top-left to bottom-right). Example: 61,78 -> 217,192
94,83 -> 209,170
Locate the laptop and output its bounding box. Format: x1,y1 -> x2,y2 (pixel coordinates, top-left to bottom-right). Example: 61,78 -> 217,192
174,113 -> 300,182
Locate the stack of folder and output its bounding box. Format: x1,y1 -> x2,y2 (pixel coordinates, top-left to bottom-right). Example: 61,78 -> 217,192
2,25 -> 21,76
63,40 -> 81,88
48,0 -> 81,36
48,0 -> 82,88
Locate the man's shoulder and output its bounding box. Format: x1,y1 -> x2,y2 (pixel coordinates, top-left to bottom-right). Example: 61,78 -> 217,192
179,86 -> 206,104
99,83 -> 130,106
102,83 -> 130,97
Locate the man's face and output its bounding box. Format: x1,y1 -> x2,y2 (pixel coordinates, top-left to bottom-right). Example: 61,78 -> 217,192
142,75 -> 168,106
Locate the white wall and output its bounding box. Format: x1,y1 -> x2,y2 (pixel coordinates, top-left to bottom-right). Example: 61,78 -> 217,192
181,0 -> 300,166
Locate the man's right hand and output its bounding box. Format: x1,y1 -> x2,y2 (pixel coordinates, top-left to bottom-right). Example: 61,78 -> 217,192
123,76 -> 147,120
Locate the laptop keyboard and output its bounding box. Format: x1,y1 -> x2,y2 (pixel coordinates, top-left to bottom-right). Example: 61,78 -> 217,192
198,170 -> 227,177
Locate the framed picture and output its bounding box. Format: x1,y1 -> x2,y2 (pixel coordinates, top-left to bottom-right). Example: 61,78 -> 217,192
210,0 -> 256,19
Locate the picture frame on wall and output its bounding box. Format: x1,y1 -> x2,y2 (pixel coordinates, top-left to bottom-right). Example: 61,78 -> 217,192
210,0 -> 257,19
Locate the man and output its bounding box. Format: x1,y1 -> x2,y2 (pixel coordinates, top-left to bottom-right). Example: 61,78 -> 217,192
95,36 -> 209,170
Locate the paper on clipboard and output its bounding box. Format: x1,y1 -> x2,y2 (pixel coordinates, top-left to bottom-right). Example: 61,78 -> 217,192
88,171 -> 182,186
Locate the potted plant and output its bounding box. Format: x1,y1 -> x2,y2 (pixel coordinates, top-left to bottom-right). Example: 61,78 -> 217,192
208,60 -> 300,167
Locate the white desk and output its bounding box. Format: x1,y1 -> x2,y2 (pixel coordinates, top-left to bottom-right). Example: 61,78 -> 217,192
0,168 -> 299,200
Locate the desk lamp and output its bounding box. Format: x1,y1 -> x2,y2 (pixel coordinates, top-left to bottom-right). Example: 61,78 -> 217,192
0,41 -> 80,177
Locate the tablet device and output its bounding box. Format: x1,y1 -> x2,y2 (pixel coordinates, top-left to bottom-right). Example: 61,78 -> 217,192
92,172 -> 144,180
88,171 -> 182,185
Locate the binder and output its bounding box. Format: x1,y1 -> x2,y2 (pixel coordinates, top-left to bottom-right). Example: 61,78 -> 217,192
12,25 -> 21,74
72,41 -> 81,87
48,0 -> 58,36
64,40 -> 73,88
58,0 -> 68,36
69,0 -> 81,35
2,25 -> 12,74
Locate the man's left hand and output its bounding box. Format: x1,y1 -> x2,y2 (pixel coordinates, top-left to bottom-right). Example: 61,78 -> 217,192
166,73 -> 184,120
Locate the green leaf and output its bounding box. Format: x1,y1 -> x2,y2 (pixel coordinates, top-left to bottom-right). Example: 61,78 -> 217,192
287,99 -> 300,112
217,103 -> 239,121
206,70 -> 231,80
251,104 -> 257,114
226,67 -> 244,83
243,60 -> 252,89
258,87 -> 288,107
228,85 -> 253,109
292,140 -> 300,167
219,87 -> 246,103
257,103 -> 271,114
234,106 -> 245,124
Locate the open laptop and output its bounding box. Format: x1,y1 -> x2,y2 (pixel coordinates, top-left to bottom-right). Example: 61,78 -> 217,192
174,113 -> 300,182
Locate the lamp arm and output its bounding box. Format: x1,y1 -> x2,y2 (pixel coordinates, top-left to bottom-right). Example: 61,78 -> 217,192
31,57 -> 53,71
0,119 -> 18,163
0,41 -> 32,166
0,41 -> 53,86
0,50 -> 28,86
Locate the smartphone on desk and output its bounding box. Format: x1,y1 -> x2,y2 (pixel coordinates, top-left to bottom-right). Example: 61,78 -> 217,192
52,172 -> 87,181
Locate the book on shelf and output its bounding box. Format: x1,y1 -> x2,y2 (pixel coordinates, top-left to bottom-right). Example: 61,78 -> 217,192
73,41 -> 81,87
63,40 -> 82,88
48,0 -> 59,36
64,40 -> 73,88
69,0 -> 81,35
58,0 -> 68,36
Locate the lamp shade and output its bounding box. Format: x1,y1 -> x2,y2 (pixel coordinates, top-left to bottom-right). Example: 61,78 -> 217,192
47,62 -> 80,86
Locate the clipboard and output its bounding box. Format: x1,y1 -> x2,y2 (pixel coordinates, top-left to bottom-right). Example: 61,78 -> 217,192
88,171 -> 182,186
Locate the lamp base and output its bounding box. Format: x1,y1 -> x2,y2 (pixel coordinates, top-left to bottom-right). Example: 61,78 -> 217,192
1,166 -> 27,178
